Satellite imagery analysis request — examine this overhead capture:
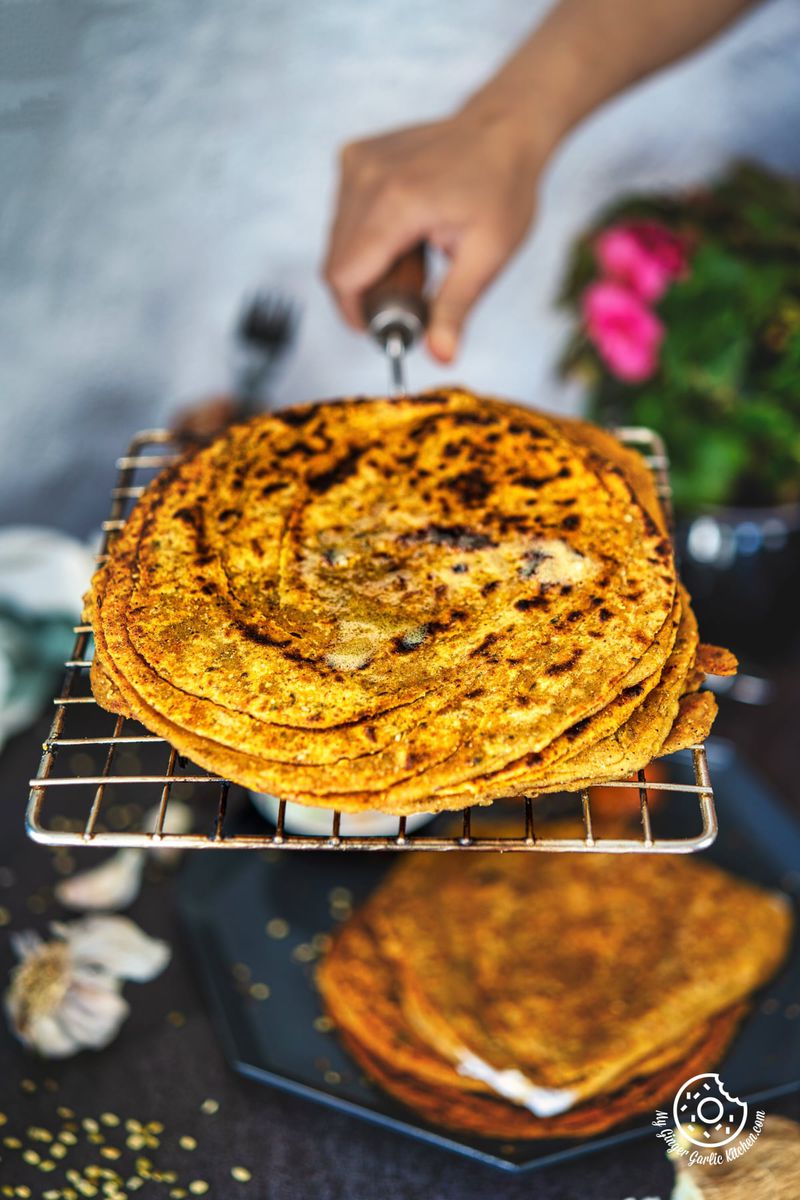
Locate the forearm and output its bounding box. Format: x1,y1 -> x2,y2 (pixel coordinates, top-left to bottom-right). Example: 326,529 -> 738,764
324,0 -> 760,358
461,0 -> 758,158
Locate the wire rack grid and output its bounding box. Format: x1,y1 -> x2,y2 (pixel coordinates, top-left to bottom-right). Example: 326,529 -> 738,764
26,425 -> 717,854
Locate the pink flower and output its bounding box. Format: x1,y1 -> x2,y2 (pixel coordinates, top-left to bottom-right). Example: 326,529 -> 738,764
595,221 -> 688,302
582,280 -> 664,383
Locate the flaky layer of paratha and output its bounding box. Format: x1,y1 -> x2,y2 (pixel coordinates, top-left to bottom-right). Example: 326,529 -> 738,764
88,389 -> 726,812
363,836 -> 791,1106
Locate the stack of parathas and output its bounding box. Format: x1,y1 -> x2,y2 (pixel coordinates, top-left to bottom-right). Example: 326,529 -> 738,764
318,842 -> 793,1138
88,387 -> 735,813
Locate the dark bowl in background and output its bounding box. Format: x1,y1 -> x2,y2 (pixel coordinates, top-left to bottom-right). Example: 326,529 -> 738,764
675,502 -> 800,667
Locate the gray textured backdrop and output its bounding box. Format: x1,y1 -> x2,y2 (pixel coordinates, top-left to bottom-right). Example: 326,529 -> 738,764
1,0 -> 799,534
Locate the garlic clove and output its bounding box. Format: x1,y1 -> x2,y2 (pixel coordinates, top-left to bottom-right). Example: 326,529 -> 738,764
53,802 -> 195,916
23,1013 -> 82,1058
52,916 -> 171,982
144,800 -> 193,863
10,929 -> 43,958
55,980 -> 130,1049
55,849 -> 145,912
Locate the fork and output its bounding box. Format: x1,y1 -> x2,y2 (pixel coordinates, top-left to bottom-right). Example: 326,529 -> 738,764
174,290 -> 300,444
232,290 -> 301,417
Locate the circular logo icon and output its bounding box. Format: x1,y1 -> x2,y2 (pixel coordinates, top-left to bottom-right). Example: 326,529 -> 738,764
673,1073 -> 748,1148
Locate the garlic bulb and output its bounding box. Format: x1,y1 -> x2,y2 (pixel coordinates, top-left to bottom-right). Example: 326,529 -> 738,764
4,916 -> 170,1057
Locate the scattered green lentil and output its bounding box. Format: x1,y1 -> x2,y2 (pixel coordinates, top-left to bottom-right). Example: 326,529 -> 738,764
0,1112 -> 6,1126
188,1183 -> 209,1196
100,1113 -> 120,1127
0,906 -> 10,926
313,1015 -> 334,1032
22,1149 -> 41,1165
199,1099 -> 219,1115
100,1146 -> 121,1160
58,1106 -> 76,1119
231,1167 -> 252,1183
28,1125 -> 53,1142
20,1078 -> 36,1093
179,1136 -> 197,1151
265,917 -> 289,939
291,943 -> 316,963
4,1136 -> 22,1149
249,982 -> 270,1000
323,1070 -> 342,1085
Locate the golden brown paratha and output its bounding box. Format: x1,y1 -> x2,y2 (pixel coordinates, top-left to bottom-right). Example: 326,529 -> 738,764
695,643 -> 739,677
335,1008 -> 745,1141
317,834 -> 776,1139
89,526 -> 681,809
365,840 -> 792,1110
318,903 -> 717,1099
88,389 -> 724,812
659,690 -> 718,757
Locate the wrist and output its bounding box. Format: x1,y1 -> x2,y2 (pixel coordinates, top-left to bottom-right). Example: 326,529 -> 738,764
457,74 -> 572,172
456,19 -> 601,169
454,89 -> 556,173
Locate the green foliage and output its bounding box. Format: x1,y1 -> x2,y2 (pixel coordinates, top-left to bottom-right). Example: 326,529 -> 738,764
560,163 -> 800,511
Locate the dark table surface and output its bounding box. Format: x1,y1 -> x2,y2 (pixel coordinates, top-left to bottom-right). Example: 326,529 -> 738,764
1,676 -> 799,1200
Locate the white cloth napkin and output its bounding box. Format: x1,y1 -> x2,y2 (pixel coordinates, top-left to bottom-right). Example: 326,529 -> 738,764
0,526 -> 96,753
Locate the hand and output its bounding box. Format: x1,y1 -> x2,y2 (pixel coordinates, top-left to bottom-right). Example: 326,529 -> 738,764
323,108 -> 544,363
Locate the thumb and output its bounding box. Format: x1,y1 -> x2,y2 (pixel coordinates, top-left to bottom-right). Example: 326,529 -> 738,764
427,232 -> 505,363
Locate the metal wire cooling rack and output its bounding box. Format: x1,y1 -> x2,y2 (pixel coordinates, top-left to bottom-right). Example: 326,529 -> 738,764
26,426 -> 717,853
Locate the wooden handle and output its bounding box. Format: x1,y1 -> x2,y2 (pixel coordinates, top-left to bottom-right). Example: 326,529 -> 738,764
362,243 -> 428,338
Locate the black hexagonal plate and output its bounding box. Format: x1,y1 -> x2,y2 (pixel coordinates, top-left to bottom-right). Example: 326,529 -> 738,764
176,744 -> 800,1171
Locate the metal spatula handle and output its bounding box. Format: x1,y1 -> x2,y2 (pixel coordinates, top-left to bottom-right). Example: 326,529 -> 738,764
363,244 -> 428,394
